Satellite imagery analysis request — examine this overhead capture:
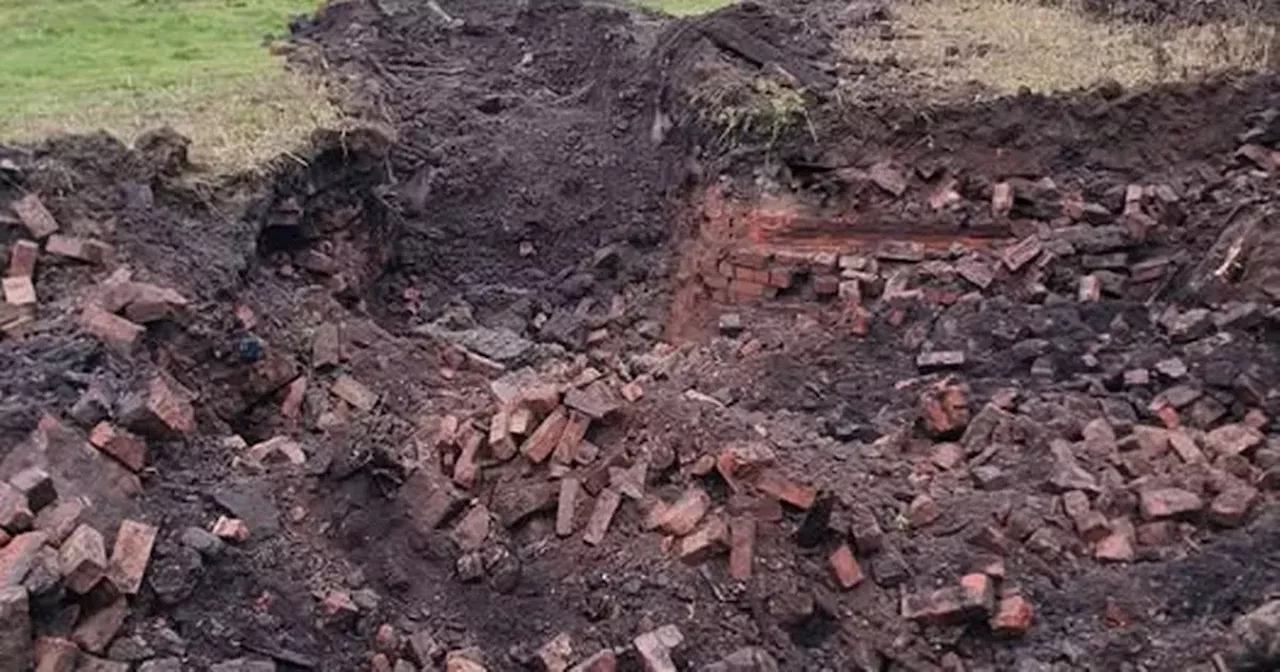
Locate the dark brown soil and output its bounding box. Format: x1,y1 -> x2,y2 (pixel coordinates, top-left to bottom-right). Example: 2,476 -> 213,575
3,0 -> 1280,670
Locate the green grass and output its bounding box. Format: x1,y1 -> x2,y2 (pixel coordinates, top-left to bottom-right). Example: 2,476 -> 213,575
642,0 -> 735,16
0,0 -> 338,171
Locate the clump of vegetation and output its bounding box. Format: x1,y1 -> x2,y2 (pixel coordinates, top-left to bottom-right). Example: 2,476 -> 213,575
691,71 -> 813,147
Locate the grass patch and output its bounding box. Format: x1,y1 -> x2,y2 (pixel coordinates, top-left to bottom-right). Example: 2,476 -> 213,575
0,0 -> 338,172
641,0 -> 735,17
840,0 -> 1275,97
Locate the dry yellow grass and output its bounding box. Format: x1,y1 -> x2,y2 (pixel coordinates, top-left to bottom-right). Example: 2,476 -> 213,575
839,0 -> 1275,98
2,71 -> 340,174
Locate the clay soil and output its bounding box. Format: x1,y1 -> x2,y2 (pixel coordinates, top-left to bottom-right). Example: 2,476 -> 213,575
2,0 -> 1280,671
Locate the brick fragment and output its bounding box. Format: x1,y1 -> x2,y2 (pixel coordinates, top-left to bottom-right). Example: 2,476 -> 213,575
875,240 -> 925,262
312,323 -> 341,368
331,375 -> 378,412
509,407 -> 534,436
34,501 -> 82,546
1078,274 -> 1102,302
657,488 -> 710,536
828,543 -> 863,590
88,422 -> 147,472
633,625 -> 683,672
811,274 -> 839,296
107,519 -> 157,595
7,240 -> 38,278
0,585 -> 32,670
1205,423 -> 1263,456
3,276 -> 35,305
60,524 -> 106,594
12,194 -> 59,238
0,483 -> 33,534
487,410 -> 517,461
121,282 -> 186,323
919,383 -> 969,439
582,489 -> 622,546
728,516 -> 755,581
677,516 -> 728,564
45,235 -> 106,263
619,381 -> 644,403
902,573 -> 995,623
72,597 -> 127,653
556,478 -> 580,537
868,162 -> 908,197
1002,235 -> 1042,272
279,376 -> 307,421
1094,520 -> 1135,562
553,410 -> 591,464
118,375 -> 195,438
521,407 -> 569,463
77,654 -> 130,672
990,590 -> 1034,637
212,516 -> 250,543
715,442 -> 776,491
992,182 -> 1013,216
452,427 -> 481,489
8,468 -> 55,514
907,494 -> 938,528
0,531 -> 48,588
1209,486 -> 1258,528
35,636 -> 79,672
754,469 -> 816,510
1138,488 -> 1203,520
563,384 -> 620,420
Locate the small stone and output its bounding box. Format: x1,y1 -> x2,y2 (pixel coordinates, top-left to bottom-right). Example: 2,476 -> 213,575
990,590 -> 1034,637
972,466 -> 1009,490
907,494 -> 938,527
916,351 -> 965,371
828,544 -> 863,590
1209,486 -> 1258,528
212,517 -> 250,543
537,632 -> 572,672
179,527 -> 224,557
718,313 -> 743,336
1205,423 -> 1264,456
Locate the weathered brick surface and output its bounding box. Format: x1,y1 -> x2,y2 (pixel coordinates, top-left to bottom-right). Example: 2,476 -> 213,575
35,636 -> 79,672
677,516 -> 728,565
89,423 -> 147,472
7,240 -> 38,278
828,543 -> 864,590
728,516 -> 755,581
582,489 -> 622,546
331,375 -> 379,412
13,194 -> 59,238
72,598 -> 127,653
108,519 -> 157,595
0,531 -> 48,588
61,524 -> 106,593
521,407 -> 568,463
3,276 -> 35,306
656,488 -> 710,536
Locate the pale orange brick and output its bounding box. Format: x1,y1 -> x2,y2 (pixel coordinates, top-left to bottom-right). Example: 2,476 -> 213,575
728,515 -> 755,580
520,407 -> 568,463
3,276 -> 35,305
88,422 -> 147,472
12,194 -> 58,238
829,543 -> 864,589
79,305 -> 144,355
755,469 -> 817,510
108,519 -> 157,594
212,516 -> 250,542
60,524 -> 106,594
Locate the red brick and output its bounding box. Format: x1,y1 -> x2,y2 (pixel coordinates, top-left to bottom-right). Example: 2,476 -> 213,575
60,524 -> 106,594
733,266 -> 771,285
1002,235 -> 1042,272
1094,528 -> 1135,562
902,574 -> 995,623
521,407 -> 569,463
107,519 -> 156,595
509,407 -> 534,436
0,483 -> 32,534
715,442 -> 776,491
619,381 -> 644,403
582,488 -> 622,546
552,410 -> 591,464
729,278 -> 771,301
556,477 -> 580,537
1078,274 -> 1102,302
1153,404 -> 1180,429
728,515 -> 755,580
0,531 -> 47,587
3,276 -> 35,305
766,267 -> 794,289
34,501 -> 83,546
87,423 -> 147,472
1205,423 -> 1263,456
6,240 -> 38,278
119,375 -> 195,438
1209,486 -> 1258,528
72,597 -> 127,653
907,494 -> 939,528
487,409 -> 517,461
812,274 -> 839,296
45,235 -> 99,263
121,283 -> 187,323
990,591 -> 1034,637
35,636 -> 79,672
919,383 -> 969,439
520,384 -> 563,415
729,248 -> 771,270
755,469 -> 816,510
1168,430 -> 1206,463
1138,488 -> 1203,520
452,428 -> 481,489
80,305 -> 144,355
212,516 -> 250,542
828,543 -> 864,589
657,488 -> 710,536
12,194 -> 59,239
678,516 -> 728,564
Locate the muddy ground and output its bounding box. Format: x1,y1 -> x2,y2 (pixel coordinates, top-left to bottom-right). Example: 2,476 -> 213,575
2,0 -> 1280,670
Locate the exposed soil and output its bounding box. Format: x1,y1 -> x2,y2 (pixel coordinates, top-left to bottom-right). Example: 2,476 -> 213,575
3,0 -> 1280,671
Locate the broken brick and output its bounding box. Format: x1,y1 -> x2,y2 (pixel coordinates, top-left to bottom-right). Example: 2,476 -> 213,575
1078,274 -> 1102,302
1138,488 -> 1204,520
212,516 -> 250,543
828,543 -> 864,590
1167,430 -> 1205,463
88,422 -> 147,472
868,162 -> 908,197
35,636 -> 78,672
1002,235 -> 1042,272
246,435 -> 306,466
556,478 -> 580,537
715,442 -> 776,491
331,375 -> 378,412
0,483 -> 33,534
1209,486 -> 1258,528
875,240 -> 925,262
582,488 -> 622,546
3,276 -> 35,306
8,468 -> 54,514
728,515 -> 755,581
107,519 -> 157,595
118,375 -> 195,438
568,650 -> 617,672
552,410 -> 591,464
677,516 -> 728,564
902,573 -> 995,623
452,428 -> 481,489
633,625 -> 683,672
754,469 -> 816,510
45,235 -> 107,264
521,407 -> 569,463
563,384 -> 620,420
992,182 -> 1013,216
990,590 -> 1034,637
657,488 -> 710,536
34,500 -> 83,546
907,494 -> 938,528
916,350 -> 966,371
509,406 -> 534,436
72,597 -> 127,653
487,409 -> 517,461
312,323 -> 341,369
1205,423 -> 1263,456
0,531 -> 48,588
619,381 -> 644,403
1094,520 -> 1135,563
12,194 -> 59,239
6,240 -> 37,279
60,524 -> 106,594
919,383 -> 969,439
